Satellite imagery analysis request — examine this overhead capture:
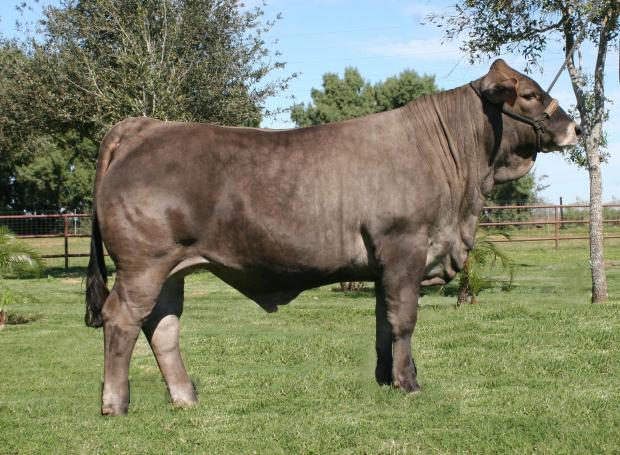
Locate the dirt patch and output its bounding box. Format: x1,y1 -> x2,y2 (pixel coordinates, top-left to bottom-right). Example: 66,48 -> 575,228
0,312 -> 38,327
60,278 -> 82,285
605,260 -> 620,267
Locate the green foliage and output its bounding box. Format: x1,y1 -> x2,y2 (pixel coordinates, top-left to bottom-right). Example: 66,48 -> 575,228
290,68 -> 376,126
374,69 -> 439,111
11,132 -> 97,212
456,230 -> 514,305
0,226 -> 44,279
0,0 -> 293,211
484,173 -> 548,223
0,226 -> 44,313
0,286 -> 15,311
564,78 -> 611,167
488,173 -> 538,206
430,0 -> 618,70
29,0 -> 290,132
290,67 -> 438,126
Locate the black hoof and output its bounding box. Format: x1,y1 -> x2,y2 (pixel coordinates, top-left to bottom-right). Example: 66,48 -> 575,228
375,364 -> 393,386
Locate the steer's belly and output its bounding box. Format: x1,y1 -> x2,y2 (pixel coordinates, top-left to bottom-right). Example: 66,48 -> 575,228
200,256 -> 377,312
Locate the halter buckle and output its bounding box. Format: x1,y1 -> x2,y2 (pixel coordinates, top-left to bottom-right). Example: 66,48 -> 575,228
543,99 -> 559,119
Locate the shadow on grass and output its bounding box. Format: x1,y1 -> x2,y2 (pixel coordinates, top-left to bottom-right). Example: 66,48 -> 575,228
36,265 -> 116,279
330,286 -> 376,298
43,265 -> 88,279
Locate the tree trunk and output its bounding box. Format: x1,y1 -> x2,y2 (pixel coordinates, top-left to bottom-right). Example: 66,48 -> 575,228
457,286 -> 469,306
339,281 -> 364,292
0,309 -> 5,329
587,144 -> 608,303
585,10 -> 612,304
563,7 -> 613,304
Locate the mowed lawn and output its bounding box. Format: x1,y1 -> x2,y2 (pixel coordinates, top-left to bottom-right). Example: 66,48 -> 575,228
1,239 -> 619,454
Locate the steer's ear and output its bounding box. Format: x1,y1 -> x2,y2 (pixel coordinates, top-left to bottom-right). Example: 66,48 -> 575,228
480,68 -> 518,106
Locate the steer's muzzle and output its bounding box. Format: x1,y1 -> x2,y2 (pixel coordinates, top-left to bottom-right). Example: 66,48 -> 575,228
555,121 -> 581,147
543,120 -> 581,152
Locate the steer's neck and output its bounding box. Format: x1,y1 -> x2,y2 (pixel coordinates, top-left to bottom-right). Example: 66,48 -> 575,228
410,84 -> 495,248
428,83 -> 496,196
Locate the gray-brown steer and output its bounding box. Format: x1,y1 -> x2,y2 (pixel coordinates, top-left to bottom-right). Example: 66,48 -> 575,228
85,60 -> 580,415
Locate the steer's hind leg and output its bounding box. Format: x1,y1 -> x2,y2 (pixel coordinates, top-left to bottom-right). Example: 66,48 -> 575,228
142,275 -> 197,407
101,289 -> 144,415
101,271 -> 167,416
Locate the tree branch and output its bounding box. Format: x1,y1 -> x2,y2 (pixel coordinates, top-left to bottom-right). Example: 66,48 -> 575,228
563,13 -> 588,124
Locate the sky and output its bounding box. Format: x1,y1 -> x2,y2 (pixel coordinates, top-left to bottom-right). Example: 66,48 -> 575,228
1,0 -> 618,203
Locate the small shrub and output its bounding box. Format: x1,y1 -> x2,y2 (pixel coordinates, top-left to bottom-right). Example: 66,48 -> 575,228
0,227 -> 44,328
455,231 -> 514,305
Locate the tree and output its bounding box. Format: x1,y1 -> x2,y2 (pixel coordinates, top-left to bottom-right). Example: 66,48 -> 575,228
10,132 -> 97,212
290,67 -> 438,126
431,0 -> 619,303
488,174 -> 538,206
0,0 -> 293,211
483,173 -> 549,223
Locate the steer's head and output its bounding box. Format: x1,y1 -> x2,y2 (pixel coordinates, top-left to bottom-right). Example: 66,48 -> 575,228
476,59 -> 581,183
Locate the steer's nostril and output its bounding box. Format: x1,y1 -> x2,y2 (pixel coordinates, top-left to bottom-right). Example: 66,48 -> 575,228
575,125 -> 583,136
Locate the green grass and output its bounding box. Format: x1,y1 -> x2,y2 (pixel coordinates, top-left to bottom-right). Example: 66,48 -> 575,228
1,240 -> 619,454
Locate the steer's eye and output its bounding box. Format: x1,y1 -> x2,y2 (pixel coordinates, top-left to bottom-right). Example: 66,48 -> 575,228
521,91 -> 538,101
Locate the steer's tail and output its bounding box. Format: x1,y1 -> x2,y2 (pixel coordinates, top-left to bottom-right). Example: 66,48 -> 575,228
84,124 -> 123,328
85,209 -> 109,328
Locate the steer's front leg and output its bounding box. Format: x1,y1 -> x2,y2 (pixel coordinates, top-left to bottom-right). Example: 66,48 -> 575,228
374,281 -> 393,386
376,239 -> 425,392
387,282 -> 420,392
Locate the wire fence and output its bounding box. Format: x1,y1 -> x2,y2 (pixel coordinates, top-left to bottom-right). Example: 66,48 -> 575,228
1,204 -> 620,269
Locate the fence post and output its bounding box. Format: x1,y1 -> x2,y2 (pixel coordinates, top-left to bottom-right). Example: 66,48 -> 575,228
554,205 -> 559,250
63,215 -> 69,270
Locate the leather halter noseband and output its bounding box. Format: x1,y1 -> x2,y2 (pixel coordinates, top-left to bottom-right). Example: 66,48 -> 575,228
470,82 -> 559,151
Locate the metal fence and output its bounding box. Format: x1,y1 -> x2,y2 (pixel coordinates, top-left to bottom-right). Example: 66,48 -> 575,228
1,204 -> 619,269
0,213 -> 91,269
479,203 -> 620,249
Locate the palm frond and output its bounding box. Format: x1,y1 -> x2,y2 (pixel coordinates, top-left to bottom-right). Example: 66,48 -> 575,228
455,228 -> 514,305
0,226 -> 44,277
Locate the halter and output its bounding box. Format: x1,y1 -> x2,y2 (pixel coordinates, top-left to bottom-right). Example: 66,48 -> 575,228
469,82 -> 559,151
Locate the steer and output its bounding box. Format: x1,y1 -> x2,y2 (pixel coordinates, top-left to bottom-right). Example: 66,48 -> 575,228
85,59 -> 580,415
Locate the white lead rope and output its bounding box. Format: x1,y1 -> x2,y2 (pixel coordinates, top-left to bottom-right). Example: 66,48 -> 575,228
546,0 -> 604,93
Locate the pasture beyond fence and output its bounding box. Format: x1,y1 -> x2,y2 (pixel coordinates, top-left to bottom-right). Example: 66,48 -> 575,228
1,204 -> 619,269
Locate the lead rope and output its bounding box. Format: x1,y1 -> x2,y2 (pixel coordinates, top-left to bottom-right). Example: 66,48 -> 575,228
547,0 -> 605,93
